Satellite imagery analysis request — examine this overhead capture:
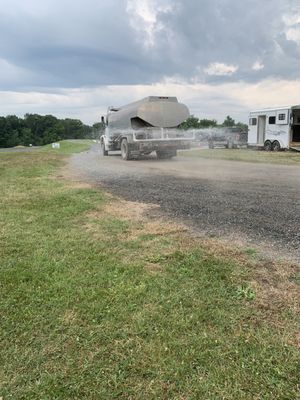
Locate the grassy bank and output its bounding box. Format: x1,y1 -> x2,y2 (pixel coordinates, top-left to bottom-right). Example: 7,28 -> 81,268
0,146 -> 299,399
182,148 -> 300,165
40,140 -> 92,154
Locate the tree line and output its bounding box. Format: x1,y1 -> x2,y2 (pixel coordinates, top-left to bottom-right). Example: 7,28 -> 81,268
0,114 -> 105,148
179,115 -> 248,131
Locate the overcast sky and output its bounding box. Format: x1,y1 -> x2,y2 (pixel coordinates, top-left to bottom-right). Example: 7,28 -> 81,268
0,0 -> 300,124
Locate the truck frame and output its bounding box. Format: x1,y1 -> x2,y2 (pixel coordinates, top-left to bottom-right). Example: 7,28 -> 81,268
100,96 -> 193,160
248,105 -> 300,151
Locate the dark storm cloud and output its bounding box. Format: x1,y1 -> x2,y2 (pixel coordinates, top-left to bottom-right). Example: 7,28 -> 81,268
159,0 -> 299,82
0,0 -> 299,90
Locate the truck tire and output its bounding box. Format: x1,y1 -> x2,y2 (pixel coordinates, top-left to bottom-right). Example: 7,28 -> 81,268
264,140 -> 272,151
272,140 -> 281,152
100,140 -> 108,156
157,150 -> 177,159
121,138 -> 132,160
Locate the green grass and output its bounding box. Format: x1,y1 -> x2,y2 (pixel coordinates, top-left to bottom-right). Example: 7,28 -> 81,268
182,148 -> 300,165
40,140 -> 92,154
0,149 -> 299,399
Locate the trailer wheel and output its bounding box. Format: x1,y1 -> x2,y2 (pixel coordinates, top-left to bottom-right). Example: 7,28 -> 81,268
100,140 -> 108,156
264,140 -> 272,151
272,140 -> 281,152
121,138 -> 132,160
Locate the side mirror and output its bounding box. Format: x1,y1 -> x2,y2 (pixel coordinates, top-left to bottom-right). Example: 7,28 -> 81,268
101,116 -> 105,124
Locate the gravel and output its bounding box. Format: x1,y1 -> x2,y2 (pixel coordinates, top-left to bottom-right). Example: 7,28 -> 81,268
68,144 -> 300,261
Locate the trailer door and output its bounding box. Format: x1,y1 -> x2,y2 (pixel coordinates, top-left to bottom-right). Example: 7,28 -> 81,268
257,115 -> 266,145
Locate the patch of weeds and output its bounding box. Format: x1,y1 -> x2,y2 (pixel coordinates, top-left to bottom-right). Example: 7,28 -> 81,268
289,272 -> 300,284
243,247 -> 257,258
137,233 -> 160,241
144,254 -> 169,264
98,217 -> 131,236
236,284 -> 256,301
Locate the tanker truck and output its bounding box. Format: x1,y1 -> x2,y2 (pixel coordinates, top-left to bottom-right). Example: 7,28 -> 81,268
100,96 -> 193,160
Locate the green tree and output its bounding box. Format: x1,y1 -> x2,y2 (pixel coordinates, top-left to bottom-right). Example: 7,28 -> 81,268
20,128 -> 33,146
2,116 -> 22,147
0,117 -> 9,147
179,116 -> 201,130
235,121 -> 249,132
199,119 -> 217,128
92,122 -> 105,138
24,114 -> 48,145
62,119 -> 85,139
0,113 -> 92,148
222,115 -> 236,127
179,116 -> 218,130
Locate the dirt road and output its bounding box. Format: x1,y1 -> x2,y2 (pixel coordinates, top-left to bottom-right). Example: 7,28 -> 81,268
68,144 -> 300,260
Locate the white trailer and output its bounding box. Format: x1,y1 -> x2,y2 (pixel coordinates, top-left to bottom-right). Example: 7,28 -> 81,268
248,105 -> 300,151
100,96 -> 193,160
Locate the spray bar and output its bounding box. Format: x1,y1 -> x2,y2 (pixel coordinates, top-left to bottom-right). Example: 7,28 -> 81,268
132,128 -> 195,142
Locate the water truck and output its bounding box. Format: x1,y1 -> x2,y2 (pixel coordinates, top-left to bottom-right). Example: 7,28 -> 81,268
100,96 -> 193,160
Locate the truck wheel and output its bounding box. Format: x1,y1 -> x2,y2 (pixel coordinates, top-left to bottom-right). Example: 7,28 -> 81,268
100,140 -> 108,156
121,138 -> 132,160
272,140 -> 281,152
264,140 -> 272,151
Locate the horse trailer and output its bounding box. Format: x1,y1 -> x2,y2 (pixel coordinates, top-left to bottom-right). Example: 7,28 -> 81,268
248,105 -> 300,151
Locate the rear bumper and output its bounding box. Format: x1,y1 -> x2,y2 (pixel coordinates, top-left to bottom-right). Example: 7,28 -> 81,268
131,140 -> 191,152
209,140 -> 247,147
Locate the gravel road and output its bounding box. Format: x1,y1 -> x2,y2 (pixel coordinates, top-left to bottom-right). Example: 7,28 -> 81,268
68,144 -> 300,261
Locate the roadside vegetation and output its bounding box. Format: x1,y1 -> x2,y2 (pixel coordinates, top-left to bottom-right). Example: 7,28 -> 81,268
0,114 -> 104,148
0,143 -> 299,399
183,148 -> 300,165
179,115 -> 247,132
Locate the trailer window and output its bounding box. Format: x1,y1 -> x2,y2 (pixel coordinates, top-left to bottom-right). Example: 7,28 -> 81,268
249,118 -> 257,126
268,116 -> 276,124
278,113 -> 286,121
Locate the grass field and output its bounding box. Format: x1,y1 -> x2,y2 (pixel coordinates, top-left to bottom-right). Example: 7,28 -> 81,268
0,142 -> 299,399
182,148 -> 300,165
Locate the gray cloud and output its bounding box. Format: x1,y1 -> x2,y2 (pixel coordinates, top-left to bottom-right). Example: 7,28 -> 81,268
0,0 -> 299,91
